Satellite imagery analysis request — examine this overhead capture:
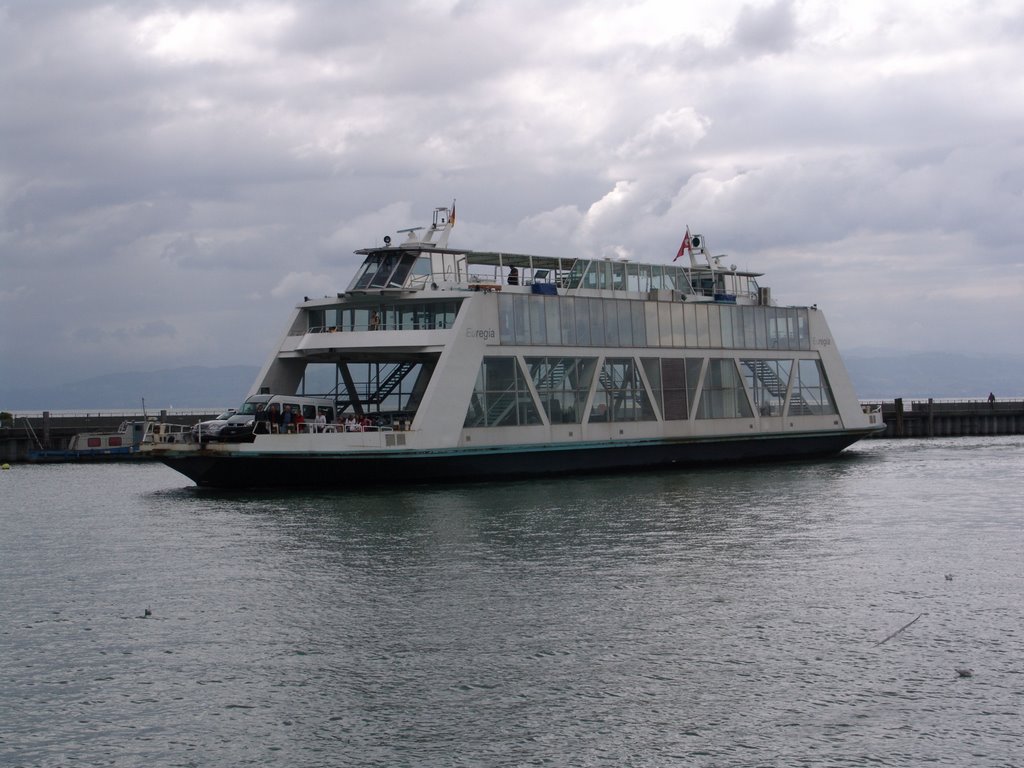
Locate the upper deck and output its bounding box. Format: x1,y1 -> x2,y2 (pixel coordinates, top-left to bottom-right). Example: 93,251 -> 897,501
344,205 -> 767,305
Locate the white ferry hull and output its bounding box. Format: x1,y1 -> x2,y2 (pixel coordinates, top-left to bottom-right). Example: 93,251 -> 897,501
158,428 -> 876,489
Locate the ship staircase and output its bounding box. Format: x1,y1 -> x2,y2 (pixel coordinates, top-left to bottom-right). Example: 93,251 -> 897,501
597,359 -> 639,417
335,362 -> 417,412
741,360 -> 811,416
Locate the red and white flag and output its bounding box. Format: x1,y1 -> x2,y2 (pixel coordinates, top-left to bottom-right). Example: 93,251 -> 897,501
674,226 -> 691,261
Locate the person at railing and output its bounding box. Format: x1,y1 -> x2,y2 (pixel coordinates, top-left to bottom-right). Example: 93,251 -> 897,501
507,266 -> 519,285
281,404 -> 295,433
370,311 -> 381,331
294,409 -> 305,433
344,415 -> 359,432
268,403 -> 281,434
314,409 -> 327,433
254,404 -> 271,434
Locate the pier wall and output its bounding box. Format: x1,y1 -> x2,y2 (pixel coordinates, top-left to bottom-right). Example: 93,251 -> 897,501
868,399 -> 1024,438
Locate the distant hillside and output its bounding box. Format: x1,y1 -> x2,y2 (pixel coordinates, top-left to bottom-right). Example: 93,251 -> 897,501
844,352 -> 1024,400
1,365 -> 260,411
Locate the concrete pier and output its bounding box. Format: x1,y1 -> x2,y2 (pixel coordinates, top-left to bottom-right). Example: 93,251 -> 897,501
869,399 -> 1024,438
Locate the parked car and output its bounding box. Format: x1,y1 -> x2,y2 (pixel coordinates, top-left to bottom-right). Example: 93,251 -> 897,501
190,409 -> 236,443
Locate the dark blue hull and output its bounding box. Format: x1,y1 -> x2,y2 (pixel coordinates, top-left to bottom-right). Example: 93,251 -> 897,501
159,429 -> 877,489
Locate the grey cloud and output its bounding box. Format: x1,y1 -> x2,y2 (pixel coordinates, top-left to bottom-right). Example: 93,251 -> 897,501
1,0 -> 1022,395
731,0 -> 797,56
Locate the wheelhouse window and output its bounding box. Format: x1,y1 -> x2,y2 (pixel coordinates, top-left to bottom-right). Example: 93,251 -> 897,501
348,251 -> 423,290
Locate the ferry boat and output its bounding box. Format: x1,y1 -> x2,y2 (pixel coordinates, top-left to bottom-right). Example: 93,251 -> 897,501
148,205 -> 884,488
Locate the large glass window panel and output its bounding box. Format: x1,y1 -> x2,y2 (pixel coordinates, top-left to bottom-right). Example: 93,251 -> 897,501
658,303 -> 672,347
798,310 -> 810,350
696,358 -> 753,419
683,304 -> 698,347
741,359 -> 792,416
639,264 -> 654,293
659,357 -> 689,420
627,264 -> 641,292
708,305 -> 722,348
720,305 -> 734,348
529,296 -> 547,345
513,295 -> 531,344
631,301 -> 647,347
670,303 -> 684,349
498,294 -> 514,343
616,300 -> 633,346
784,309 -> 798,349
560,297 -> 576,346
604,300 -> 620,347
545,298 -> 561,346
464,357 -> 541,427
789,358 -> 837,415
575,298 -> 591,345
765,308 -> 780,350
754,307 -> 768,348
352,255 -> 383,289
685,358 -> 703,414
368,252 -> 402,288
641,358 -> 663,418
651,265 -> 666,290
612,262 -> 627,291
645,302 -> 660,347
525,356 -> 596,424
591,357 -> 656,422
387,253 -> 418,287
589,299 -> 606,346
742,306 -> 757,348
695,304 -> 710,347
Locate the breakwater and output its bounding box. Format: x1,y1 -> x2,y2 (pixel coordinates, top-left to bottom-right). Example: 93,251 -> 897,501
869,398 -> 1024,438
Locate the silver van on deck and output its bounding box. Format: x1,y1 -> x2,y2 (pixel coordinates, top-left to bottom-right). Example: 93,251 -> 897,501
200,395 -> 337,442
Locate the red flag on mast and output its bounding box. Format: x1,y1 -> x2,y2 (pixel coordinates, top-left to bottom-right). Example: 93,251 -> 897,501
674,226 -> 691,261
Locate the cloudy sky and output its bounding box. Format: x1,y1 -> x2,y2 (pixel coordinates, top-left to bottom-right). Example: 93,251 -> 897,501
2,0 -> 1022,395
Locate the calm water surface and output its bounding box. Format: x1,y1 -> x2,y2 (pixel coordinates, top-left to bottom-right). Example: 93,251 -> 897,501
1,438 -> 1022,767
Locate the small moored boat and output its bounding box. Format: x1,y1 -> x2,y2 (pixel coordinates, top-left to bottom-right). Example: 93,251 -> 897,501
30,419 -> 192,462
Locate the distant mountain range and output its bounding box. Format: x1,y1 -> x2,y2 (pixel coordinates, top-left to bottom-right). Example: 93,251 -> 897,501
1,365 -> 259,412
2,354 -> 1021,412
844,351 -> 1023,400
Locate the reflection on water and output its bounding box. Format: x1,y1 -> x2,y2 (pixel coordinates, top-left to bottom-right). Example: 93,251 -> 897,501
2,438 -> 1022,766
